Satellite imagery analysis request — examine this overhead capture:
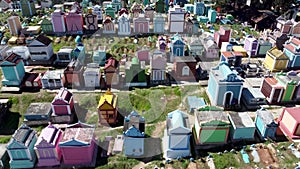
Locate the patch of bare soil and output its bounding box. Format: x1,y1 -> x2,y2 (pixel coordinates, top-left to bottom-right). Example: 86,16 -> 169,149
186,162 -> 197,169
257,145 -> 279,168
165,163 -> 174,169
132,162 -> 147,169
152,122 -> 166,138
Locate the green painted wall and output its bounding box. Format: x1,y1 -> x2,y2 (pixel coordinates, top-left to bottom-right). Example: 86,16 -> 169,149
41,20 -> 53,33
282,84 -> 295,101
200,129 -> 227,144
125,64 -> 146,83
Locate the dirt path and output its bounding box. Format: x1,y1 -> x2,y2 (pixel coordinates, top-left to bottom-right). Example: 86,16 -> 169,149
152,121 -> 165,138
257,146 -> 279,168
187,162 -> 197,169
165,164 -> 174,169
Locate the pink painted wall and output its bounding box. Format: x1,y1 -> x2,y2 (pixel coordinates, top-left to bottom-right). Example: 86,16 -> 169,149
61,140 -> 96,165
152,57 -> 166,70
53,105 -> 69,115
137,50 -> 149,61
134,22 -> 149,33
36,129 -> 63,167
65,12 -> 83,32
51,12 -> 66,33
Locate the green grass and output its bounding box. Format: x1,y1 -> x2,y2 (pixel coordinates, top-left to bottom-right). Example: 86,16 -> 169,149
131,87 -> 182,123
212,152 -> 241,169
171,159 -> 191,169
117,87 -> 181,123
77,93 -> 100,112
3,91 -> 55,127
275,142 -> 299,168
97,128 -> 123,142
145,124 -> 156,136
129,93 -> 151,112
96,155 -> 140,169
0,136 -> 11,143
52,38 -> 76,53
86,114 -> 98,124
117,92 -> 133,117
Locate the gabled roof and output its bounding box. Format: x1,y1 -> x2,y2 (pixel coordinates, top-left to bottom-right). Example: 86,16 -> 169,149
7,124 -> 36,149
290,37 -> 300,46
65,59 -> 83,71
282,107 -> 300,122
276,72 -> 298,85
118,8 -> 129,15
144,5 -> 154,11
154,13 -> 164,20
232,46 -> 246,53
245,36 -> 258,43
284,37 -> 300,53
103,16 -> 113,23
264,77 -> 280,86
189,38 -> 203,46
167,110 -> 190,134
287,70 -> 300,82
131,2 -> 143,12
125,110 -> 145,123
186,17 -> 198,24
267,47 -> 289,59
229,112 -> 255,129
169,5 -> 185,13
92,4 -> 101,11
203,39 -> 218,49
222,51 -> 244,58
124,125 -> 144,137
256,108 -> 276,125
284,44 -> 299,53
195,111 -> 230,125
263,76 -> 284,88
221,51 -> 234,58
31,34 -> 52,46
118,13 -> 130,21
285,20 -> 294,25
97,89 -> 117,108
52,88 -> 73,104
41,70 -> 64,80
211,62 -> 244,82
84,63 -> 100,74
171,33 -> 185,45
104,57 -> 119,70
59,124 -> 95,146
134,14 -> 150,22
58,46 -> 73,54
0,53 -> 22,65
259,38 -> 272,45
35,124 -> 62,148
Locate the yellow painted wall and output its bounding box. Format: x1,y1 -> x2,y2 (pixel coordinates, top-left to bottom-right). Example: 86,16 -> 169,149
274,60 -> 288,71
263,54 -> 275,71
